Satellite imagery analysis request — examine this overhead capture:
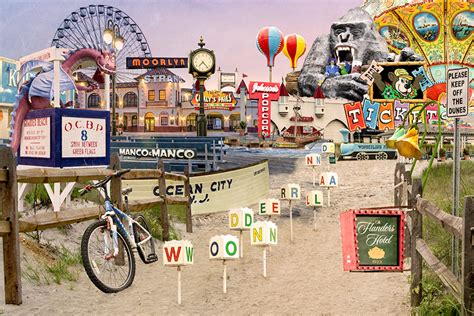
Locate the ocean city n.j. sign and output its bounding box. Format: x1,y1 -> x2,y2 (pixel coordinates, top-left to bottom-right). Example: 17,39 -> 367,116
126,57 -> 188,69
191,90 -> 237,110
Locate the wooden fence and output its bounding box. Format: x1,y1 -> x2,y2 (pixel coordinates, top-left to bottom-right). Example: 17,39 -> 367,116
394,162 -> 473,314
0,148 -> 192,305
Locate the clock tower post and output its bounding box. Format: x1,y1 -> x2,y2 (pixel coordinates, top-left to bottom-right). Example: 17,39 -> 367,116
189,37 -> 216,136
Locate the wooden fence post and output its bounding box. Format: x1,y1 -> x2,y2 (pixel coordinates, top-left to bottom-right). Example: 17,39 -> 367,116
0,148 -> 22,304
158,159 -> 170,241
184,169 -> 193,233
109,153 -> 122,210
410,178 -> 423,307
394,163 -> 401,206
462,196 -> 474,315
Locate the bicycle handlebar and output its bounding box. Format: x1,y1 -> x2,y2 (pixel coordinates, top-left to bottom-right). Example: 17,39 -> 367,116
79,169 -> 131,195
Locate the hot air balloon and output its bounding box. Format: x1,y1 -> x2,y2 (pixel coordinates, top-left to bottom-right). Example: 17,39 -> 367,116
256,26 -> 284,82
283,33 -> 306,71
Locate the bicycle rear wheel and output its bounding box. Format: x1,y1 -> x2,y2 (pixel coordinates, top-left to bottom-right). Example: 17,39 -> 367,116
81,220 -> 136,293
133,214 -> 157,264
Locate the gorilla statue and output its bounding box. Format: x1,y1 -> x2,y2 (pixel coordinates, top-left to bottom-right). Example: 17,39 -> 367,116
295,7 -> 421,101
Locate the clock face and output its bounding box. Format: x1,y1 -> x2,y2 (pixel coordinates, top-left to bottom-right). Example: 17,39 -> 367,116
192,51 -> 214,73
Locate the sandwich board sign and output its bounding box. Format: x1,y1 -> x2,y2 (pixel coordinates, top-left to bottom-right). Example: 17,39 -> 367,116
446,67 -> 468,118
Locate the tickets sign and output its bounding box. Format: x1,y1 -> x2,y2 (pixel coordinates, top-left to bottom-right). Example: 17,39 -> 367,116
19,117 -> 51,158
62,117 -> 106,158
344,97 -> 447,132
249,81 -> 280,138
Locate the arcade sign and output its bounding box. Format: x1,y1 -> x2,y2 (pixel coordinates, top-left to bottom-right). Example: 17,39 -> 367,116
126,57 -> 188,69
248,81 -> 280,138
340,208 -> 406,271
191,90 -> 237,110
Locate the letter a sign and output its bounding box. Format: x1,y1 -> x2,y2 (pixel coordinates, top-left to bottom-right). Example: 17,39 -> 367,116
447,68 -> 468,118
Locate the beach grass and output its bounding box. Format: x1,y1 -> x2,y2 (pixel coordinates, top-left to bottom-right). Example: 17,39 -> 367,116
414,160 -> 474,315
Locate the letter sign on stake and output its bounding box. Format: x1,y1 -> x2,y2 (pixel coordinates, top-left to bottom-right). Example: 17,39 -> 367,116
258,198 -> 281,216
305,153 -> 321,166
209,235 -> 240,260
321,143 -> 335,154
163,240 -> 194,305
228,207 -> 253,258
306,190 -> 324,207
209,235 -> 240,294
250,221 -> 278,277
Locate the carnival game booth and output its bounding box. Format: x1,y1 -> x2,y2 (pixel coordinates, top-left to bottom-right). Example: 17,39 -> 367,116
111,136 -> 226,172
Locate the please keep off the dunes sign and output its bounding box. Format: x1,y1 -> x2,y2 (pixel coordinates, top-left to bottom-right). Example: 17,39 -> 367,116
122,160 -> 270,215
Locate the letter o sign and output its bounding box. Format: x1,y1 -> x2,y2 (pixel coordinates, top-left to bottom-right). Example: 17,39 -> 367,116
225,241 -> 237,256
210,241 -> 219,257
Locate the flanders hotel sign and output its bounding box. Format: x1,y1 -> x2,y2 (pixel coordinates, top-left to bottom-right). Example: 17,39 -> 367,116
126,57 -> 188,69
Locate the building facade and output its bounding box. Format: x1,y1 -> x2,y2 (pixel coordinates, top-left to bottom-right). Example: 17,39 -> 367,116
0,56 -> 17,139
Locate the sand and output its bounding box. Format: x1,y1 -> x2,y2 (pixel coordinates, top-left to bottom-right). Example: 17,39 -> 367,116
2,158 -> 411,315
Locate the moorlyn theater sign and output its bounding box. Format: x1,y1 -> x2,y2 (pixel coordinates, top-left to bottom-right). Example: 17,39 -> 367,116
126,57 -> 188,69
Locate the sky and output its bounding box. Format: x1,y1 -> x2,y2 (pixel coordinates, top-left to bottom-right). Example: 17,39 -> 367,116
0,0 -> 363,89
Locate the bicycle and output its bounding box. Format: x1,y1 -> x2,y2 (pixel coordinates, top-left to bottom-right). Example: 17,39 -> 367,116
79,169 -> 158,293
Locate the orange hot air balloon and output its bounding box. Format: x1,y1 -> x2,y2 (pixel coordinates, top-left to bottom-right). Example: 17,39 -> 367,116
283,34 -> 306,71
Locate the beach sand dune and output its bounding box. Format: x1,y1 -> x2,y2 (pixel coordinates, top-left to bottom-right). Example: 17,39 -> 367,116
2,159 -> 410,315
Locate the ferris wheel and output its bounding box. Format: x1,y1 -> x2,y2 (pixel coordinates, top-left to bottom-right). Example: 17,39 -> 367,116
51,5 -> 152,83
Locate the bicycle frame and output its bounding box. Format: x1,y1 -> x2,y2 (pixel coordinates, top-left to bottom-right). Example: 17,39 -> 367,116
102,200 -> 152,250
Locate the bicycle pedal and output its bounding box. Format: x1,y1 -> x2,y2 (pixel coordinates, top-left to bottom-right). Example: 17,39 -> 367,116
147,253 -> 158,263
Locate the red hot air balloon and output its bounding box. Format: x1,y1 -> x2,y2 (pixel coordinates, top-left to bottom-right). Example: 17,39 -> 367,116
256,26 -> 284,82
283,33 -> 306,71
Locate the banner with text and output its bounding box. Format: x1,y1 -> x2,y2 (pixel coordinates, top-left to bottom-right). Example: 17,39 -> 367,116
123,160 -> 269,215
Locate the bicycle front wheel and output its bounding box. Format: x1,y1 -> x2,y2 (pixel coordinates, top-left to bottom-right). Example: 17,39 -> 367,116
133,214 -> 157,264
81,220 -> 136,293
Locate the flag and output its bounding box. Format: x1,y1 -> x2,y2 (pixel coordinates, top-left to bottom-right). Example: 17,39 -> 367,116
242,73 -> 248,78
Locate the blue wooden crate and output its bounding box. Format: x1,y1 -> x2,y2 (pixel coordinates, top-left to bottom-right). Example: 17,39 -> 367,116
17,108 -> 110,167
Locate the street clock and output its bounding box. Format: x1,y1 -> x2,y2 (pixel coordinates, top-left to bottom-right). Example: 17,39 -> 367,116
189,37 -> 216,78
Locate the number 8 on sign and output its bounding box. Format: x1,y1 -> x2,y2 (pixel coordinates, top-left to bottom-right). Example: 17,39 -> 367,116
81,130 -> 88,141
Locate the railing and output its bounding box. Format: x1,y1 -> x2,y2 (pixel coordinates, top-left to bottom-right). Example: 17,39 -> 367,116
0,148 -> 192,305
395,163 -> 473,314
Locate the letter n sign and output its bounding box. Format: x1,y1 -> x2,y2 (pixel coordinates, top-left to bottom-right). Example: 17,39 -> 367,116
344,102 -> 366,132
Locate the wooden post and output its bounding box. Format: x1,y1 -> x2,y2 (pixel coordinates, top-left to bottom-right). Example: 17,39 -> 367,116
289,200 -> 294,243
184,169 -> 193,233
394,163 -> 401,206
410,178 -> 423,307
158,159 -> 170,241
177,266 -> 182,305
0,148 -> 22,305
223,260 -> 227,293
462,196 -> 474,315
109,154 -> 125,265
109,154 -> 122,209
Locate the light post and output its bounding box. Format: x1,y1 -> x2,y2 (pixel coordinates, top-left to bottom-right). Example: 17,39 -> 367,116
103,20 -> 124,136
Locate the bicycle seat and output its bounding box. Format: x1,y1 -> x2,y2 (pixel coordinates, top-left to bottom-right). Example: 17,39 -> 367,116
122,187 -> 133,196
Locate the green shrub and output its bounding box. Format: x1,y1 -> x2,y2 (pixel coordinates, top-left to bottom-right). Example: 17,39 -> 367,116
140,204 -> 185,240
25,184 -> 51,206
